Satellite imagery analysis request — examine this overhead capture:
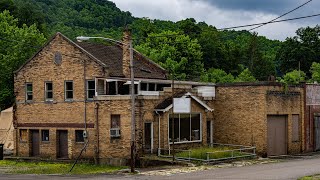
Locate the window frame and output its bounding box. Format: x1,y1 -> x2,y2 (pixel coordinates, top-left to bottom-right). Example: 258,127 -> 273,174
44,81 -> 53,101
86,80 -> 95,100
110,114 -> 121,138
25,83 -> 33,101
75,130 -> 84,143
64,80 -> 74,101
19,129 -> 28,142
41,130 -> 49,142
168,113 -> 202,144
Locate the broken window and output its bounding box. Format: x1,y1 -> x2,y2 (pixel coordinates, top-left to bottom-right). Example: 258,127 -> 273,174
86,80 -> 95,99
169,113 -> 201,143
65,81 -> 73,100
41,130 -> 49,141
75,130 -> 84,142
107,81 -> 117,95
45,82 -> 53,101
25,83 -> 33,101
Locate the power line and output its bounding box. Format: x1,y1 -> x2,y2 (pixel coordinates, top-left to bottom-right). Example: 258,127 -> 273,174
248,0 -> 313,31
218,13 -> 320,31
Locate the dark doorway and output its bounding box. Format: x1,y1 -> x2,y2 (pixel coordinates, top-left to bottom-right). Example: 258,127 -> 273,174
57,130 -> 68,159
207,121 -> 212,145
314,116 -> 320,151
144,123 -> 153,153
31,130 -> 40,156
267,115 -> 287,156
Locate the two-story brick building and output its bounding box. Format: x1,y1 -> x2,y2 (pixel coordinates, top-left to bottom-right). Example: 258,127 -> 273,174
13,31 -> 216,165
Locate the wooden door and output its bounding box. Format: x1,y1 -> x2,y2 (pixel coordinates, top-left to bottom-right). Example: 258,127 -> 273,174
267,115 -> 287,156
57,130 -> 68,159
31,130 -> 40,156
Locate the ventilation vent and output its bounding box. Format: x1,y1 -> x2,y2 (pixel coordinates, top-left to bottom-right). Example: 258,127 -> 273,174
54,51 -> 62,65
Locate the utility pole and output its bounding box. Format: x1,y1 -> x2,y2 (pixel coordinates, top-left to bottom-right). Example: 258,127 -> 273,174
171,74 -> 175,162
129,36 -> 136,173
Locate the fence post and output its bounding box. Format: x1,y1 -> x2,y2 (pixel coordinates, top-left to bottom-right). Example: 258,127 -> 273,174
189,150 -> 191,161
232,150 -> 234,158
207,153 -> 209,161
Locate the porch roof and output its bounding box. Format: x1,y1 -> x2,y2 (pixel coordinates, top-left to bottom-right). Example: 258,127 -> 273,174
154,92 -> 214,113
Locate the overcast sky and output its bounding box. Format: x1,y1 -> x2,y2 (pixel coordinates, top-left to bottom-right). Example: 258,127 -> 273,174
111,0 -> 320,41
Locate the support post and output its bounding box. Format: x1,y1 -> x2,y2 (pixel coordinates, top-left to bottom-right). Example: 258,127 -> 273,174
129,37 -> 135,173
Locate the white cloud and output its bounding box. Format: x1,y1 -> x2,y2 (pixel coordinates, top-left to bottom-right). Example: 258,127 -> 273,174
111,0 -> 318,40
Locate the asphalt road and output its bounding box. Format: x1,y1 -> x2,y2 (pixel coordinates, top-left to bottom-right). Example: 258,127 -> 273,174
1,157 -> 320,180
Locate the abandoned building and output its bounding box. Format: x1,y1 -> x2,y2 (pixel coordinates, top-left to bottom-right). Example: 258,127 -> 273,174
13,32 -> 215,165
214,83 -> 305,156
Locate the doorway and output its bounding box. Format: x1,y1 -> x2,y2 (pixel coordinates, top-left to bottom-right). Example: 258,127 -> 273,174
57,130 -> 68,159
31,130 -> 40,156
267,115 -> 287,156
144,122 -> 153,153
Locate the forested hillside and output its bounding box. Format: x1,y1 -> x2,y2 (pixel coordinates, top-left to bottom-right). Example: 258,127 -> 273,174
1,0 -> 320,110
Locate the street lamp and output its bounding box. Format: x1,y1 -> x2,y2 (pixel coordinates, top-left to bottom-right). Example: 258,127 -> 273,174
76,34 -> 136,173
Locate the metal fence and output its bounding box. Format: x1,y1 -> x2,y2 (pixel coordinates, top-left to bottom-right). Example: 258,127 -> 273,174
158,143 -> 256,163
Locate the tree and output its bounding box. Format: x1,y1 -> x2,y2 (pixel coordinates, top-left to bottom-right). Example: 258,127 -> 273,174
235,68 -> 256,82
200,68 -> 234,83
281,70 -> 306,85
310,62 -> 320,83
0,10 -> 46,110
135,30 -> 204,80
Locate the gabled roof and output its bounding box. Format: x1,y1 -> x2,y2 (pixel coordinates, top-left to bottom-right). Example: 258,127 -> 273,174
15,32 -> 168,80
15,32 -> 108,74
154,92 -> 214,112
76,42 -> 167,79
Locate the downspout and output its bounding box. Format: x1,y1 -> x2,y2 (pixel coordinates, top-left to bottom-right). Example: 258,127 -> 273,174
94,103 -> 99,164
83,59 -> 87,132
155,111 -> 161,156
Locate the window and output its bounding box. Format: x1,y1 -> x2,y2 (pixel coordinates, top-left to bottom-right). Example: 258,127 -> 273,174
25,83 -> 33,101
292,115 -> 300,142
19,129 -> 28,142
41,130 -> 49,141
45,82 -> 53,101
75,130 -> 84,142
86,80 -> 95,99
110,115 -> 120,137
65,81 -> 73,100
169,113 -> 201,143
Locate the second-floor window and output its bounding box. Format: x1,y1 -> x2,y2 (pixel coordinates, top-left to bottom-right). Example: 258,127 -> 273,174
25,83 -> 33,101
65,81 -> 73,100
87,80 -> 95,100
45,82 -> 53,101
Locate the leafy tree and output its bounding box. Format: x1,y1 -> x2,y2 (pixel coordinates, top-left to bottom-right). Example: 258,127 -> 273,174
235,68 -> 256,82
200,68 -> 234,83
281,70 -> 306,85
310,62 -> 320,83
0,10 -> 46,110
135,30 -> 204,80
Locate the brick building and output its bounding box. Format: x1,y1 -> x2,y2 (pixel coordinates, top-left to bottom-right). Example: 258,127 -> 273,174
214,83 -> 305,156
13,32 -> 215,165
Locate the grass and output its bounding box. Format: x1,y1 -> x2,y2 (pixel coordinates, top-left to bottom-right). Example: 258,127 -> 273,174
175,146 -> 247,160
0,160 -> 126,175
298,175 -> 320,180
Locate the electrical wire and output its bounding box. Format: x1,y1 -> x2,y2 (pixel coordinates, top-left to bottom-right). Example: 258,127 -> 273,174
248,0 -> 313,31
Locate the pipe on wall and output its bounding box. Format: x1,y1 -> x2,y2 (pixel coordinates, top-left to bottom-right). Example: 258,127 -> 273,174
94,103 -> 100,164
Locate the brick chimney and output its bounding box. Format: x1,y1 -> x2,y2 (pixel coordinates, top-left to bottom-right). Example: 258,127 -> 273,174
122,28 -> 131,78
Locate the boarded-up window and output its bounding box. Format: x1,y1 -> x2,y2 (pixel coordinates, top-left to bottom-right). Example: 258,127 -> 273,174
20,129 -> 28,142
292,115 -> 300,142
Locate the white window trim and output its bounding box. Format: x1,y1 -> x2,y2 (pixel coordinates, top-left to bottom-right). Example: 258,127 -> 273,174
64,80 -> 74,101
86,80 -> 95,100
168,113 -> 202,144
45,82 -> 53,101
25,83 -> 33,101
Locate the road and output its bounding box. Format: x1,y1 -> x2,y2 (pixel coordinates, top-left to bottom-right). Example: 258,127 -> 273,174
1,157 -> 320,180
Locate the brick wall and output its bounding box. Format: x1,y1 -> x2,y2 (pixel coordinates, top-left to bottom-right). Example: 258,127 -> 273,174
214,84 -> 304,156
14,33 -> 105,160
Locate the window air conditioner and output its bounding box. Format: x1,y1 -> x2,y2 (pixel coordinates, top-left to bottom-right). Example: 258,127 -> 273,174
110,128 -> 121,137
